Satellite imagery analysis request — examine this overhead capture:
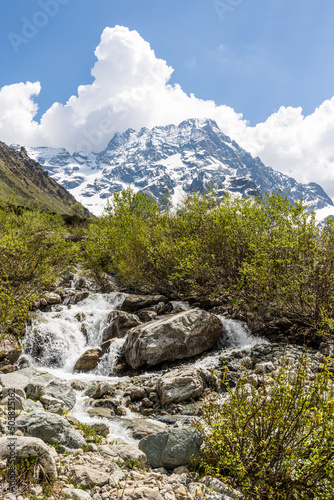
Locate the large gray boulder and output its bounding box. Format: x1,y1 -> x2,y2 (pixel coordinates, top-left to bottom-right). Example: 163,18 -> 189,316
138,428 -> 203,469
157,368 -> 204,406
123,309 -> 222,369
16,411 -> 85,449
1,367 -> 76,410
102,310 -> 141,341
0,436 -> 57,479
120,295 -> 168,313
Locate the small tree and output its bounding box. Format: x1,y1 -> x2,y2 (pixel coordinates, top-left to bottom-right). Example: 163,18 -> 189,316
193,357 -> 334,499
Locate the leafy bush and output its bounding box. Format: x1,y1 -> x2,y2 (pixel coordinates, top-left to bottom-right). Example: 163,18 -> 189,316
83,187 -> 334,335
192,358 -> 334,499
0,206 -> 80,338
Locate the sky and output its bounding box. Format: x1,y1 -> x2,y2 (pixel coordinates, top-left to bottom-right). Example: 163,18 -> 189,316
1,0 -> 334,197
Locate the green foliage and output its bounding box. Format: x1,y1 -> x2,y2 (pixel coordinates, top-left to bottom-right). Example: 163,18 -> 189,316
0,204 -> 80,339
125,458 -> 141,469
74,422 -> 103,444
83,187 -> 334,334
192,358 -> 334,499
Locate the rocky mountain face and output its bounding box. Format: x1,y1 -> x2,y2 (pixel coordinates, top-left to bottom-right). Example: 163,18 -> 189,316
13,118 -> 334,217
0,141 -> 90,216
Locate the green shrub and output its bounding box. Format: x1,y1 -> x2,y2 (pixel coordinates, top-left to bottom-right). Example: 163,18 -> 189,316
74,422 -> 102,444
0,206 -> 80,338
192,358 -> 334,499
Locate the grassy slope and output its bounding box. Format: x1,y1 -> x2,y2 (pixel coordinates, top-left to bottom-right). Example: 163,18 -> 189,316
0,141 -> 90,216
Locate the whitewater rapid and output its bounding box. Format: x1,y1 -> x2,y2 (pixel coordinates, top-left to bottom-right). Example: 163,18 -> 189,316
22,290 -> 267,442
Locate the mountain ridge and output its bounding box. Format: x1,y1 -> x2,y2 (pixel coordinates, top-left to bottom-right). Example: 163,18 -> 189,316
13,118 -> 334,218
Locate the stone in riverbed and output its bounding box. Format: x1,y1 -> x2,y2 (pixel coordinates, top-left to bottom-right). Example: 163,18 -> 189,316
0,336 -> 22,364
156,367 -> 204,406
70,465 -> 109,487
123,309 -> 223,369
139,428 -> 203,469
74,348 -> 103,372
102,310 -> 141,341
16,410 -> 85,449
120,295 -> 168,313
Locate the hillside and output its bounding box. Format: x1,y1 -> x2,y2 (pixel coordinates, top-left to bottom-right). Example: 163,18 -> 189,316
0,141 -> 90,216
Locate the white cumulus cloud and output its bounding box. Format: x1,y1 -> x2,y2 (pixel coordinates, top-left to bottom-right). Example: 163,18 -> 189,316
1,25 -> 334,198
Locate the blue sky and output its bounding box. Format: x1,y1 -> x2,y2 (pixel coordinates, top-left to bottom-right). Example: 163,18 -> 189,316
1,0 -> 334,196
1,0 -> 334,124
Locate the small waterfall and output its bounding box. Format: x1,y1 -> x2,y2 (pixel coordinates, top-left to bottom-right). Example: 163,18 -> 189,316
193,316 -> 268,371
220,317 -> 268,349
23,292 -> 127,375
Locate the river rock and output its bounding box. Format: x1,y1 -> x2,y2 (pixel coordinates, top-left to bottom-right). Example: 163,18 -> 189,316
62,489 -> 92,500
156,367 -> 204,406
0,436 -> 57,479
103,444 -> 147,467
74,348 -> 103,372
44,292 -> 62,305
87,408 -> 114,419
16,410 -> 85,449
0,336 -> 22,364
125,418 -> 167,439
15,367 -> 76,410
70,465 -> 109,487
102,310 -> 141,341
138,428 -> 203,469
121,295 -> 168,313
123,309 -> 223,369
85,381 -> 115,399
116,487 -> 163,499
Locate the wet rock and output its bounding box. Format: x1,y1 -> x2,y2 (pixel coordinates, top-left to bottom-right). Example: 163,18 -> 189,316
102,310 -> 141,341
16,368 -> 77,410
85,381 -> 115,399
71,380 -> 88,391
137,309 -> 158,322
68,291 -> 90,305
87,408 -> 114,419
0,436 -> 57,479
16,410 -> 85,449
130,387 -> 146,401
123,309 -> 223,369
44,292 -> 62,305
74,348 -> 103,372
87,422 -> 110,437
0,336 -> 22,364
156,367 -> 204,406
139,428 -> 203,469
120,295 -> 168,313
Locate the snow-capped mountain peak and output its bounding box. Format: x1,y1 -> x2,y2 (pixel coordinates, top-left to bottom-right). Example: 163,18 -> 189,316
13,118 -> 333,219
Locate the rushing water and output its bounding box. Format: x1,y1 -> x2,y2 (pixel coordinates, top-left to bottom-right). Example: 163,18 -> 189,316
22,290 -> 267,442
